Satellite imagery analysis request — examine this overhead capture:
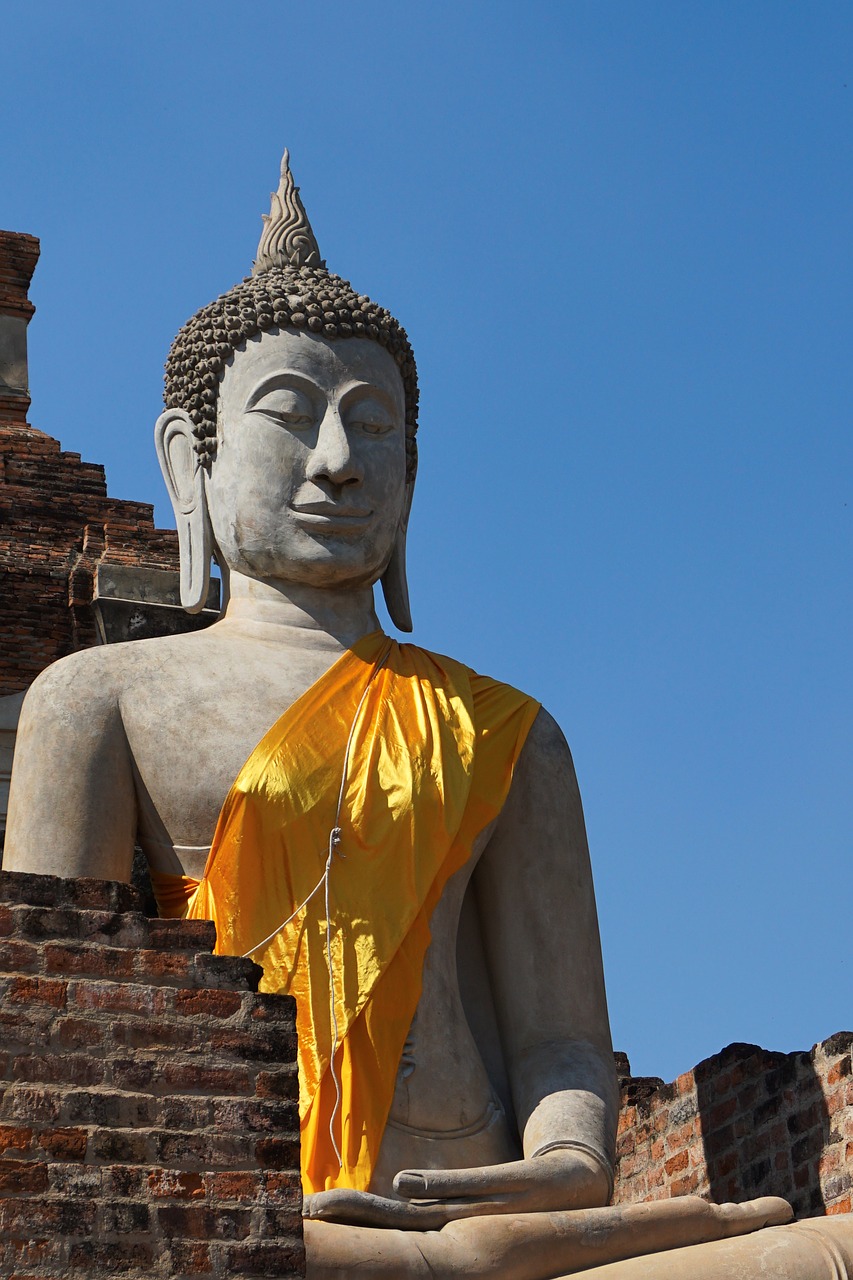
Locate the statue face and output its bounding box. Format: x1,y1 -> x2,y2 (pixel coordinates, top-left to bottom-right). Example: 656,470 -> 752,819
206,328 -> 408,588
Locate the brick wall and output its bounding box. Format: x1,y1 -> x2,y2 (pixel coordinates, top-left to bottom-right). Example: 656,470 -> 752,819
0,228 -> 185,697
0,870 -> 304,1279
0,231 -> 38,322
0,423 -> 183,692
614,1037 -> 853,1219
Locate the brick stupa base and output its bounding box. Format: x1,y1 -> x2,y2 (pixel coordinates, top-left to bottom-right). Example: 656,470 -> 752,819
0,871 -> 304,1279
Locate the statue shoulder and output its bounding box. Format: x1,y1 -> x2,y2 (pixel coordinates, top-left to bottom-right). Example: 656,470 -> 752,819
519,702 -> 573,763
15,633 -> 208,766
20,644 -> 125,724
7,642 -> 152,878
485,700 -> 581,834
20,635 -> 168,723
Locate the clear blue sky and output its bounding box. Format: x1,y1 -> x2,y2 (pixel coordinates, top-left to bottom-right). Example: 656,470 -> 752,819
3,1 -> 851,1082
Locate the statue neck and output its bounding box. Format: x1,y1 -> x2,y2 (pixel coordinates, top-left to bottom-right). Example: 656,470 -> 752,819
218,569 -> 382,651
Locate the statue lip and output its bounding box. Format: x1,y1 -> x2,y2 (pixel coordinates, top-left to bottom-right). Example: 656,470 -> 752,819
289,500 -> 374,531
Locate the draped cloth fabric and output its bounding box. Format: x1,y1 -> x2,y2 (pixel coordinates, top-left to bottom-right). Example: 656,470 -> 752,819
149,632 -> 539,1195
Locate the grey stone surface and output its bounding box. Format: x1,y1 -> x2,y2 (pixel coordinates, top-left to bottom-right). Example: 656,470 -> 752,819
93,562 -> 220,643
0,690 -> 25,844
0,314 -> 29,397
95,561 -> 221,610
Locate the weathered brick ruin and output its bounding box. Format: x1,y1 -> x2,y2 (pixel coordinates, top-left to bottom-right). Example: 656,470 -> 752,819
0,229 -> 193,699
613,1039 -> 853,1218
0,871 -> 304,1278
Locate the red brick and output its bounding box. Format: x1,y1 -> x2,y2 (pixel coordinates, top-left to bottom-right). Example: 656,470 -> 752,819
98,1200 -> 151,1232
161,1060 -> 253,1095
112,1019 -> 197,1052
161,1097 -> 214,1130
167,1240 -> 213,1274
247,992 -> 298,1024
256,1206 -> 303,1234
0,1124 -> 32,1153
148,1168 -> 205,1199
827,1056 -> 852,1085
0,1159 -> 49,1194
134,950 -> 196,983
67,1240 -> 155,1270
0,939 -> 42,971
255,1137 -> 301,1171
90,1128 -> 152,1163
173,988 -> 243,1018
263,1171 -> 303,1201
147,918 -> 217,954
0,862 -> 303,1273
156,1204 -> 252,1240
203,1170 -> 263,1202
43,941 -> 136,978
50,1016 -> 105,1050
12,1052 -> 105,1086
212,1097 -> 299,1133
220,1240 -> 305,1277
664,1150 -> 689,1176
69,979 -> 168,1016
670,1170 -> 700,1195
208,1025 -> 296,1063
36,1127 -> 88,1160
255,1070 -> 298,1100
6,976 -> 67,1008
105,1165 -> 146,1197
0,1195 -> 97,1235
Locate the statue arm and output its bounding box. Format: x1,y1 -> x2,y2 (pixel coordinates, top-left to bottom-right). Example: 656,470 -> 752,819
471,705 -> 619,1198
4,650 -> 137,881
307,707 -> 619,1230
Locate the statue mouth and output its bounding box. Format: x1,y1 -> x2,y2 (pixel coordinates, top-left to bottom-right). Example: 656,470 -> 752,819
289,501 -> 374,534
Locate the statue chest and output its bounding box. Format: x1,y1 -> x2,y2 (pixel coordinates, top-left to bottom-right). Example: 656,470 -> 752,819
119,640 -> 350,875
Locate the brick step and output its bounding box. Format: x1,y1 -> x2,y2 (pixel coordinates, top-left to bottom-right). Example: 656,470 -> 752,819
0,868 -> 304,1276
0,902 -> 217,954
0,870 -> 143,913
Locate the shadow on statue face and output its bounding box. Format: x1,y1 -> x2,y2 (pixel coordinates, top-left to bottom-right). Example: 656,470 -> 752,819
206,328 -> 408,590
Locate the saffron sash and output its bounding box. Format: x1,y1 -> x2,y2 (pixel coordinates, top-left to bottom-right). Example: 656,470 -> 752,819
156,632 -> 539,1194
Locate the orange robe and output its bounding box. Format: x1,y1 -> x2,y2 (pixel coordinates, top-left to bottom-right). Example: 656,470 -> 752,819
151,632 -> 539,1194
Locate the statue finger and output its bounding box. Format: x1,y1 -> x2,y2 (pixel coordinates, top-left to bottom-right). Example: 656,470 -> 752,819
303,1189 -> 456,1230
394,1161 -> 538,1200
717,1197 -> 794,1235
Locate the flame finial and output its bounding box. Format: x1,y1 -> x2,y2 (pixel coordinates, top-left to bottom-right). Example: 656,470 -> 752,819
253,148 -> 323,274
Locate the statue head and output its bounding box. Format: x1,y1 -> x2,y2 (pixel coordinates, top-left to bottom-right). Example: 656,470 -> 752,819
155,150 -> 418,630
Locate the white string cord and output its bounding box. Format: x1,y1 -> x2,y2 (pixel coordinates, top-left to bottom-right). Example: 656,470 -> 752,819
242,645 -> 390,1172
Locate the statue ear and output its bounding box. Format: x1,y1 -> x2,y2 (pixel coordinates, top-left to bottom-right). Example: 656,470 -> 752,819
381,481 -> 415,633
154,409 -> 212,614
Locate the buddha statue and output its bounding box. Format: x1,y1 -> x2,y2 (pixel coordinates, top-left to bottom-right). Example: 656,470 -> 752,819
5,151 -> 852,1279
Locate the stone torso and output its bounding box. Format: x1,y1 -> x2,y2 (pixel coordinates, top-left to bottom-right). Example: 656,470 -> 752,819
115,625 -> 517,1189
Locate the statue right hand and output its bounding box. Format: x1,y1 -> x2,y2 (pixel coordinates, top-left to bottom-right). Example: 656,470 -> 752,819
303,1147 -> 609,1229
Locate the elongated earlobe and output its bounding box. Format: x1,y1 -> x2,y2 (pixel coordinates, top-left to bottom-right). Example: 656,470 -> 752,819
154,409 -> 212,614
381,482 -> 414,632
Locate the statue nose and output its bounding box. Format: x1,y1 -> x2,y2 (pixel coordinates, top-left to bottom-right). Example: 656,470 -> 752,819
305,408 -> 361,487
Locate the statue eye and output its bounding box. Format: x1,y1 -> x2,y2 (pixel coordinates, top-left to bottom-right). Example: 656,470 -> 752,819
345,395 -> 396,437
249,387 -> 315,429
353,418 -> 394,436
